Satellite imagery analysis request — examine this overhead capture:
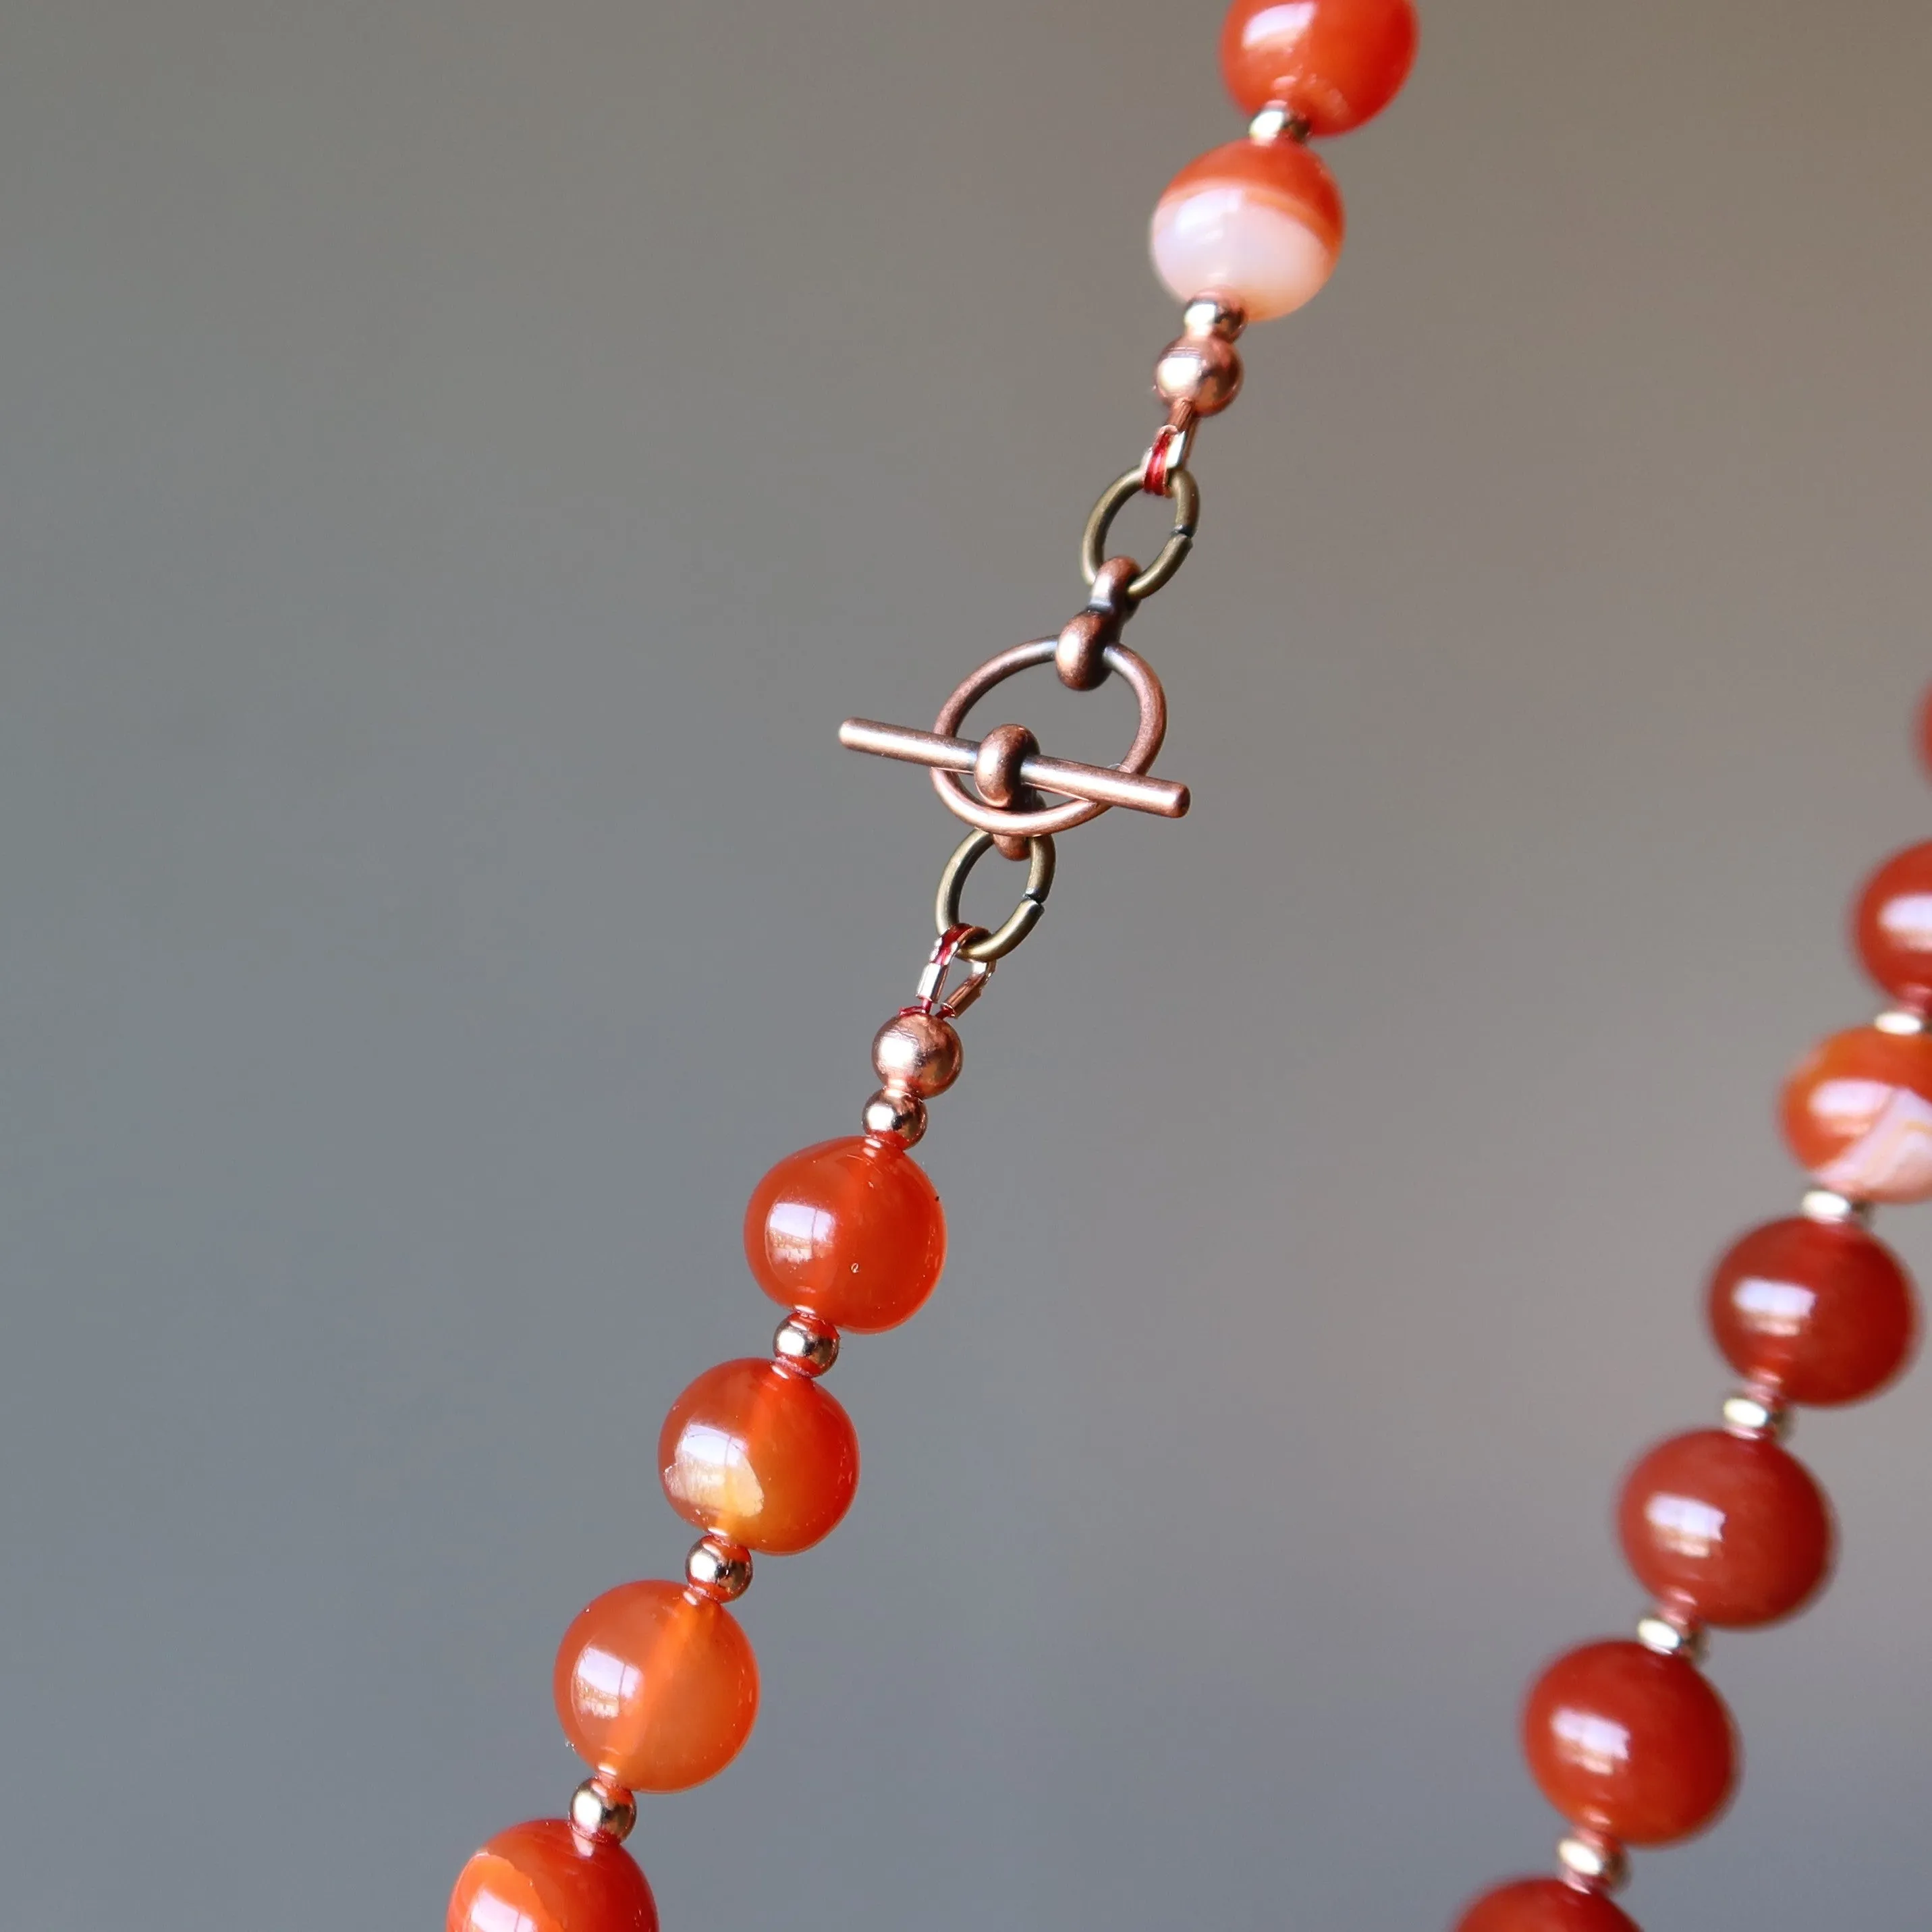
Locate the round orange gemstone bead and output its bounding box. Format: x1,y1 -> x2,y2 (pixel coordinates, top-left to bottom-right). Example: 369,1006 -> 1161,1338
1707,1215 -> 1917,1406
1452,1879 -> 1637,1932
1522,1640 -> 1737,1846
554,1580 -> 758,1792
1854,841 -> 1932,1008
1617,1428 -> 1833,1628
659,1357 -> 860,1555
1150,137 -> 1345,321
448,1819 -> 657,1932
1779,1024 -> 1932,1202
1219,0 -> 1420,135
744,1135 -> 946,1333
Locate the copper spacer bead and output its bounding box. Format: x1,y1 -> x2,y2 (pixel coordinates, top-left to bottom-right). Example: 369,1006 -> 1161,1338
973,722 -> 1039,808
569,1775 -> 638,1845
862,1086 -> 929,1145
685,1533 -> 753,1603
873,1010 -> 964,1098
1181,293 -> 1247,341
773,1308 -> 841,1377
1055,609 -> 1114,692
1154,331 -> 1244,416
1555,1829 -> 1630,1894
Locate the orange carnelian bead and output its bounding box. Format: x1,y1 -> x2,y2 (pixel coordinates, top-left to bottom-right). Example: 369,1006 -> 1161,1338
1522,1640 -> 1736,1846
1707,1215 -> 1917,1406
448,1819 -> 657,1932
659,1357 -> 860,1555
1452,1878 -> 1637,1932
744,1135 -> 946,1333
554,1579 -> 758,1792
1150,138 -> 1345,321
1616,1428 -> 1833,1628
1854,841 -> 1932,1008
1779,1024 -> 1932,1203
1219,0 -> 1419,135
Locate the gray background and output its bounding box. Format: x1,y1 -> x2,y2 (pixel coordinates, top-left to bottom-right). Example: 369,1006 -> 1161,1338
3,2 -> 1929,1927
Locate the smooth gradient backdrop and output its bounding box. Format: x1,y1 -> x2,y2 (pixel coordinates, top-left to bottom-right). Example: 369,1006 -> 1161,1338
4,3 -> 1931,1927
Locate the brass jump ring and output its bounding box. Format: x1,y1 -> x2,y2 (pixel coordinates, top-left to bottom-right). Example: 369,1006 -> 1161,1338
936,832 -> 1057,964
1081,466 -> 1199,601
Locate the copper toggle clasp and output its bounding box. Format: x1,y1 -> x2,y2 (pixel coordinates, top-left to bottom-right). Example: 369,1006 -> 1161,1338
839,635 -> 1189,839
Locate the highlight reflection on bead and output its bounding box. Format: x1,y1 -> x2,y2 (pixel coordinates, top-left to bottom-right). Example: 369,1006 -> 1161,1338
1521,1640 -> 1736,1846
744,1136 -> 947,1332
1855,840 -> 1932,1007
660,1357 -> 860,1554
1616,1428 -> 1833,1628
554,1579 -> 758,1792
1706,1215 -> 1917,1406
447,1818 -> 657,1932
1779,1024 -> 1932,1203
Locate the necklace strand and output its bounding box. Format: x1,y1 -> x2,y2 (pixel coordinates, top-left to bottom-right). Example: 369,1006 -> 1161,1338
443,8 -> 1927,1928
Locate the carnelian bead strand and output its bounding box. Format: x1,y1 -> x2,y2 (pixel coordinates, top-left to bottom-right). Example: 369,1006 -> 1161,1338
451,0 -> 1426,1919
1461,684 -> 1932,1925
1149,0 -> 1418,323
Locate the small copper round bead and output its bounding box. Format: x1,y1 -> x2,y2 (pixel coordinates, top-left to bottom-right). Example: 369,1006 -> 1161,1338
1555,1831 -> 1630,1894
862,1086 -> 928,1145
1056,609 -> 1114,691
684,1533 -> 753,1603
774,1309 -> 841,1378
1721,1389 -> 1790,1441
1154,331 -> 1244,415
1182,293 -> 1247,340
872,1011 -> 963,1098
569,1775 -> 637,1844
1635,1610 -> 1708,1665
972,722 -> 1038,808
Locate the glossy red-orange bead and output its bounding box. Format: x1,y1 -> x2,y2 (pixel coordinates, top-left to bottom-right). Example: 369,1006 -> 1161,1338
744,1135 -> 946,1333
1452,1878 -> 1638,1932
554,1580 -> 758,1792
1707,1215 -> 1916,1406
1150,137 -> 1346,321
1219,0 -> 1419,134
1779,1024 -> 1932,1203
659,1356 -> 860,1555
1617,1428 -> 1833,1628
447,1819 -> 657,1932
1854,841 -> 1932,1008
1522,1640 -> 1736,1846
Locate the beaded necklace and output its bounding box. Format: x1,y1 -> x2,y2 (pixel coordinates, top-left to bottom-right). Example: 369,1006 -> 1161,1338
443,9 -> 1928,1929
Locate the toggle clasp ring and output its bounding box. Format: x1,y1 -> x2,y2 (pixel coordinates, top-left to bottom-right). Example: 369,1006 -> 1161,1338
936,831 -> 1057,964
926,638 -> 1170,839
1082,465 -> 1200,602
